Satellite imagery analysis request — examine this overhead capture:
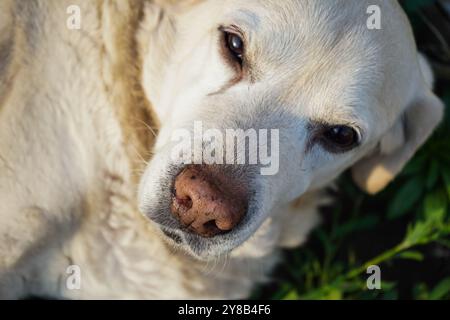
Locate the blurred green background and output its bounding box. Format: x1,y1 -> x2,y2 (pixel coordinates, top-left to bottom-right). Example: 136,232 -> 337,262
256,0 -> 450,300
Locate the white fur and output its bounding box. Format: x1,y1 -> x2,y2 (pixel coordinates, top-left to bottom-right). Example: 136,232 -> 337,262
0,0 -> 443,299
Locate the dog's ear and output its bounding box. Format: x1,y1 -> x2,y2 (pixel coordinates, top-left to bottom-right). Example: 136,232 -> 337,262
352,58 -> 444,195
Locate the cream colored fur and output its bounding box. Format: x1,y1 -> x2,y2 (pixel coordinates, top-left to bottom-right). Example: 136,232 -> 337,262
0,0 -> 443,299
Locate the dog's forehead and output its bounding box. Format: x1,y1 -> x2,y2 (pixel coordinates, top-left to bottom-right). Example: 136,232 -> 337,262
223,2 -> 375,114
233,1 -> 395,72
231,0 -> 391,42
222,0 -> 411,124
186,0 -> 414,127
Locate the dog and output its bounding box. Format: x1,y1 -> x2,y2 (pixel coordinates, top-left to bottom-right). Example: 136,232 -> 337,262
0,0 -> 444,299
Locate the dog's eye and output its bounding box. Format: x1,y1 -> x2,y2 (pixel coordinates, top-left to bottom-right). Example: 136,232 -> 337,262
224,32 -> 244,64
321,125 -> 360,152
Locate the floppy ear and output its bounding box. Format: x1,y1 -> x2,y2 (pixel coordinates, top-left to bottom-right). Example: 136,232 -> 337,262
352,58 -> 444,194
352,92 -> 444,194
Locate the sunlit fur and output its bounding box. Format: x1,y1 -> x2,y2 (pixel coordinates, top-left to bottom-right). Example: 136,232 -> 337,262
0,0 -> 443,299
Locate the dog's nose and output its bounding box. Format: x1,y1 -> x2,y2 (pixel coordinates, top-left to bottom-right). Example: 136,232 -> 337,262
171,165 -> 247,238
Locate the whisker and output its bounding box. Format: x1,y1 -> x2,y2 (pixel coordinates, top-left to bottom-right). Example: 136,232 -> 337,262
133,117 -> 158,138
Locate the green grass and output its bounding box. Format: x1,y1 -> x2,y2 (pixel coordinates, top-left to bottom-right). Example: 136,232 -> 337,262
256,0 -> 450,300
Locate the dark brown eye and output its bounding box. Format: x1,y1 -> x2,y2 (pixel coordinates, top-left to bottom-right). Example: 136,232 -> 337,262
322,125 -> 359,152
225,32 -> 244,63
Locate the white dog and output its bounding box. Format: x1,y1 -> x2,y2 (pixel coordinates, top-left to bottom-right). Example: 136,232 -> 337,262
0,0 -> 443,299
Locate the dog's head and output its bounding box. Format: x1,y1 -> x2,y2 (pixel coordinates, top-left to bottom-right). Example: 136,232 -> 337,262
137,0 -> 443,260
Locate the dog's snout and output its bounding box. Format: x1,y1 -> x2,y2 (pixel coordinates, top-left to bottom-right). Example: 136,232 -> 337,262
171,166 -> 247,238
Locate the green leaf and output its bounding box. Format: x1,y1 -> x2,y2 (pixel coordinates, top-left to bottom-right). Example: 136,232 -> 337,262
404,221 -> 433,247
429,278 -> 450,300
333,216 -> 379,238
282,290 -> 299,301
437,238 -> 450,249
387,177 -> 424,220
270,283 -> 295,300
402,154 -> 427,176
397,250 -> 424,262
324,288 -> 343,300
442,170 -> 450,200
403,0 -> 438,12
316,229 -> 335,256
413,283 -> 429,300
426,161 -> 440,189
424,191 -> 447,223
382,290 -> 399,300
380,281 -> 397,291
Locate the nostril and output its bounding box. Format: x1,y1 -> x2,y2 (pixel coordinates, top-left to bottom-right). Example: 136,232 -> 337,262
202,220 -> 223,236
172,193 -> 193,218
175,196 -> 193,210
